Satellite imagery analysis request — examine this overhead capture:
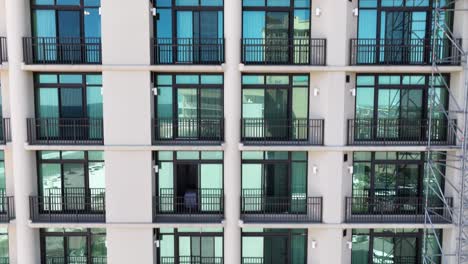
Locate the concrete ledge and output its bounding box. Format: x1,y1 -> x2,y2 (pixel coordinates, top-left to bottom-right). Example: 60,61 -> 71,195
20,63 -> 463,74
239,143 -> 459,152
239,222 -> 454,229
239,64 -> 463,73
21,63 -> 225,73
29,221 -> 225,229
24,143 -> 225,151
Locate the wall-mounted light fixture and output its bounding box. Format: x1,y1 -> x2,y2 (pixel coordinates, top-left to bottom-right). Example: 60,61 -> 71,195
311,240 -> 318,249
315,8 -> 322,17
313,87 -> 320,96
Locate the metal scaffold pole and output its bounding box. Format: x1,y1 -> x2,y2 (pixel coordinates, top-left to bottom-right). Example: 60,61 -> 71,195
425,0 -> 468,263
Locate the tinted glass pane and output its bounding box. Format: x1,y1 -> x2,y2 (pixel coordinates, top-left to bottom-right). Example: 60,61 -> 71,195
352,235 -> 369,264
34,0 -> 54,4
58,11 -> 80,37
294,0 -> 310,7
60,89 -> 83,118
157,9 -> 173,38
242,90 -> 264,118
176,0 -> 198,6
201,0 -> 223,6
267,0 -> 289,6
45,237 -> 64,257
157,87 -> 173,118
37,88 -> 59,118
243,0 -> 265,6
57,0 -> 80,4
33,10 -> 57,38
92,235 -> 107,257
84,8 -> 101,38
243,12 -> 265,38
201,89 -> 222,118
358,10 -> 377,38
84,0 -> 101,6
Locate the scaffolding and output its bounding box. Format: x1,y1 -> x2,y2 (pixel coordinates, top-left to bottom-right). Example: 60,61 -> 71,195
425,0 -> 468,263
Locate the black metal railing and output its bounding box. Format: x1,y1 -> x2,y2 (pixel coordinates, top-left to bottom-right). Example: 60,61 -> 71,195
345,196 -> 453,223
350,38 -> 462,65
160,256 -> 223,264
0,37 -> 7,63
347,119 -> 457,146
30,188 -> 106,223
152,38 -> 224,64
0,118 -> 11,144
241,38 -> 326,65
241,192 -> 322,223
242,257 -> 289,264
0,189 -> 15,223
23,37 -> 102,64
45,256 -> 107,264
154,188 -> 224,223
153,118 -> 224,145
241,118 -> 324,145
27,118 -> 104,145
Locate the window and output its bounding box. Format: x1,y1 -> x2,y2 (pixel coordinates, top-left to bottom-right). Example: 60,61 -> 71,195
30,0 -> 101,64
157,228 -> 223,263
355,0 -> 454,64
154,74 -> 223,142
41,228 -> 106,264
0,229 -> 8,262
242,0 -> 311,64
242,228 -> 307,264
154,0 -> 224,64
154,151 -> 223,213
37,151 -> 105,211
352,152 -> 445,198
241,74 -> 310,141
351,229 -> 442,264
352,74 -> 450,143
241,151 -> 307,212
33,73 -> 103,142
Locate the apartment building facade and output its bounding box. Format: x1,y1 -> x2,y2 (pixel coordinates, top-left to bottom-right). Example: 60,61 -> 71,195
0,0 -> 466,263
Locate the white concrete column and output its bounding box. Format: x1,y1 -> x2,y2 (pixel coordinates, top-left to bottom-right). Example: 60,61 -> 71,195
5,0 -> 40,263
224,0 -> 241,263
101,1 -> 154,263
309,229 -> 350,264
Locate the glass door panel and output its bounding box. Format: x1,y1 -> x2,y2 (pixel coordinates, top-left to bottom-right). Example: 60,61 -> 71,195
33,10 -> 58,61
177,11 -> 194,63
45,237 -> 65,262
372,237 -> 395,264
87,86 -> 103,140
242,89 -> 265,138
58,11 -> 82,63
200,89 -> 222,139
264,89 -> 288,140
374,164 -> 397,197
37,88 -> 60,138
176,163 -> 199,212
242,164 -> 263,212
264,236 -> 288,264
266,12 -> 289,63
67,236 -> 87,264
60,88 -> 85,140
40,163 -> 62,211
177,89 -> 198,139
400,89 -> 423,140
89,162 -> 105,211
198,11 -> 219,63
264,163 -> 289,213
200,164 -> 222,212
377,89 -> 400,139
63,163 -> 86,211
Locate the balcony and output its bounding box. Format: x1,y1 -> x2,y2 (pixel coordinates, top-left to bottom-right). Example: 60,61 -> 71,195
241,38 -> 326,65
45,256 -> 107,264
0,191 -> 15,223
0,37 -> 7,63
161,257 -> 223,264
29,188 -> 105,223
152,38 -> 224,65
0,258 -> 7,264
27,118 -> 104,145
350,38 -> 462,65
241,194 -> 322,223
345,196 -> 453,223
241,118 -> 324,145
0,118 -> 11,144
23,37 -> 102,64
153,188 -> 224,223
152,118 -> 224,145
347,119 -> 456,146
